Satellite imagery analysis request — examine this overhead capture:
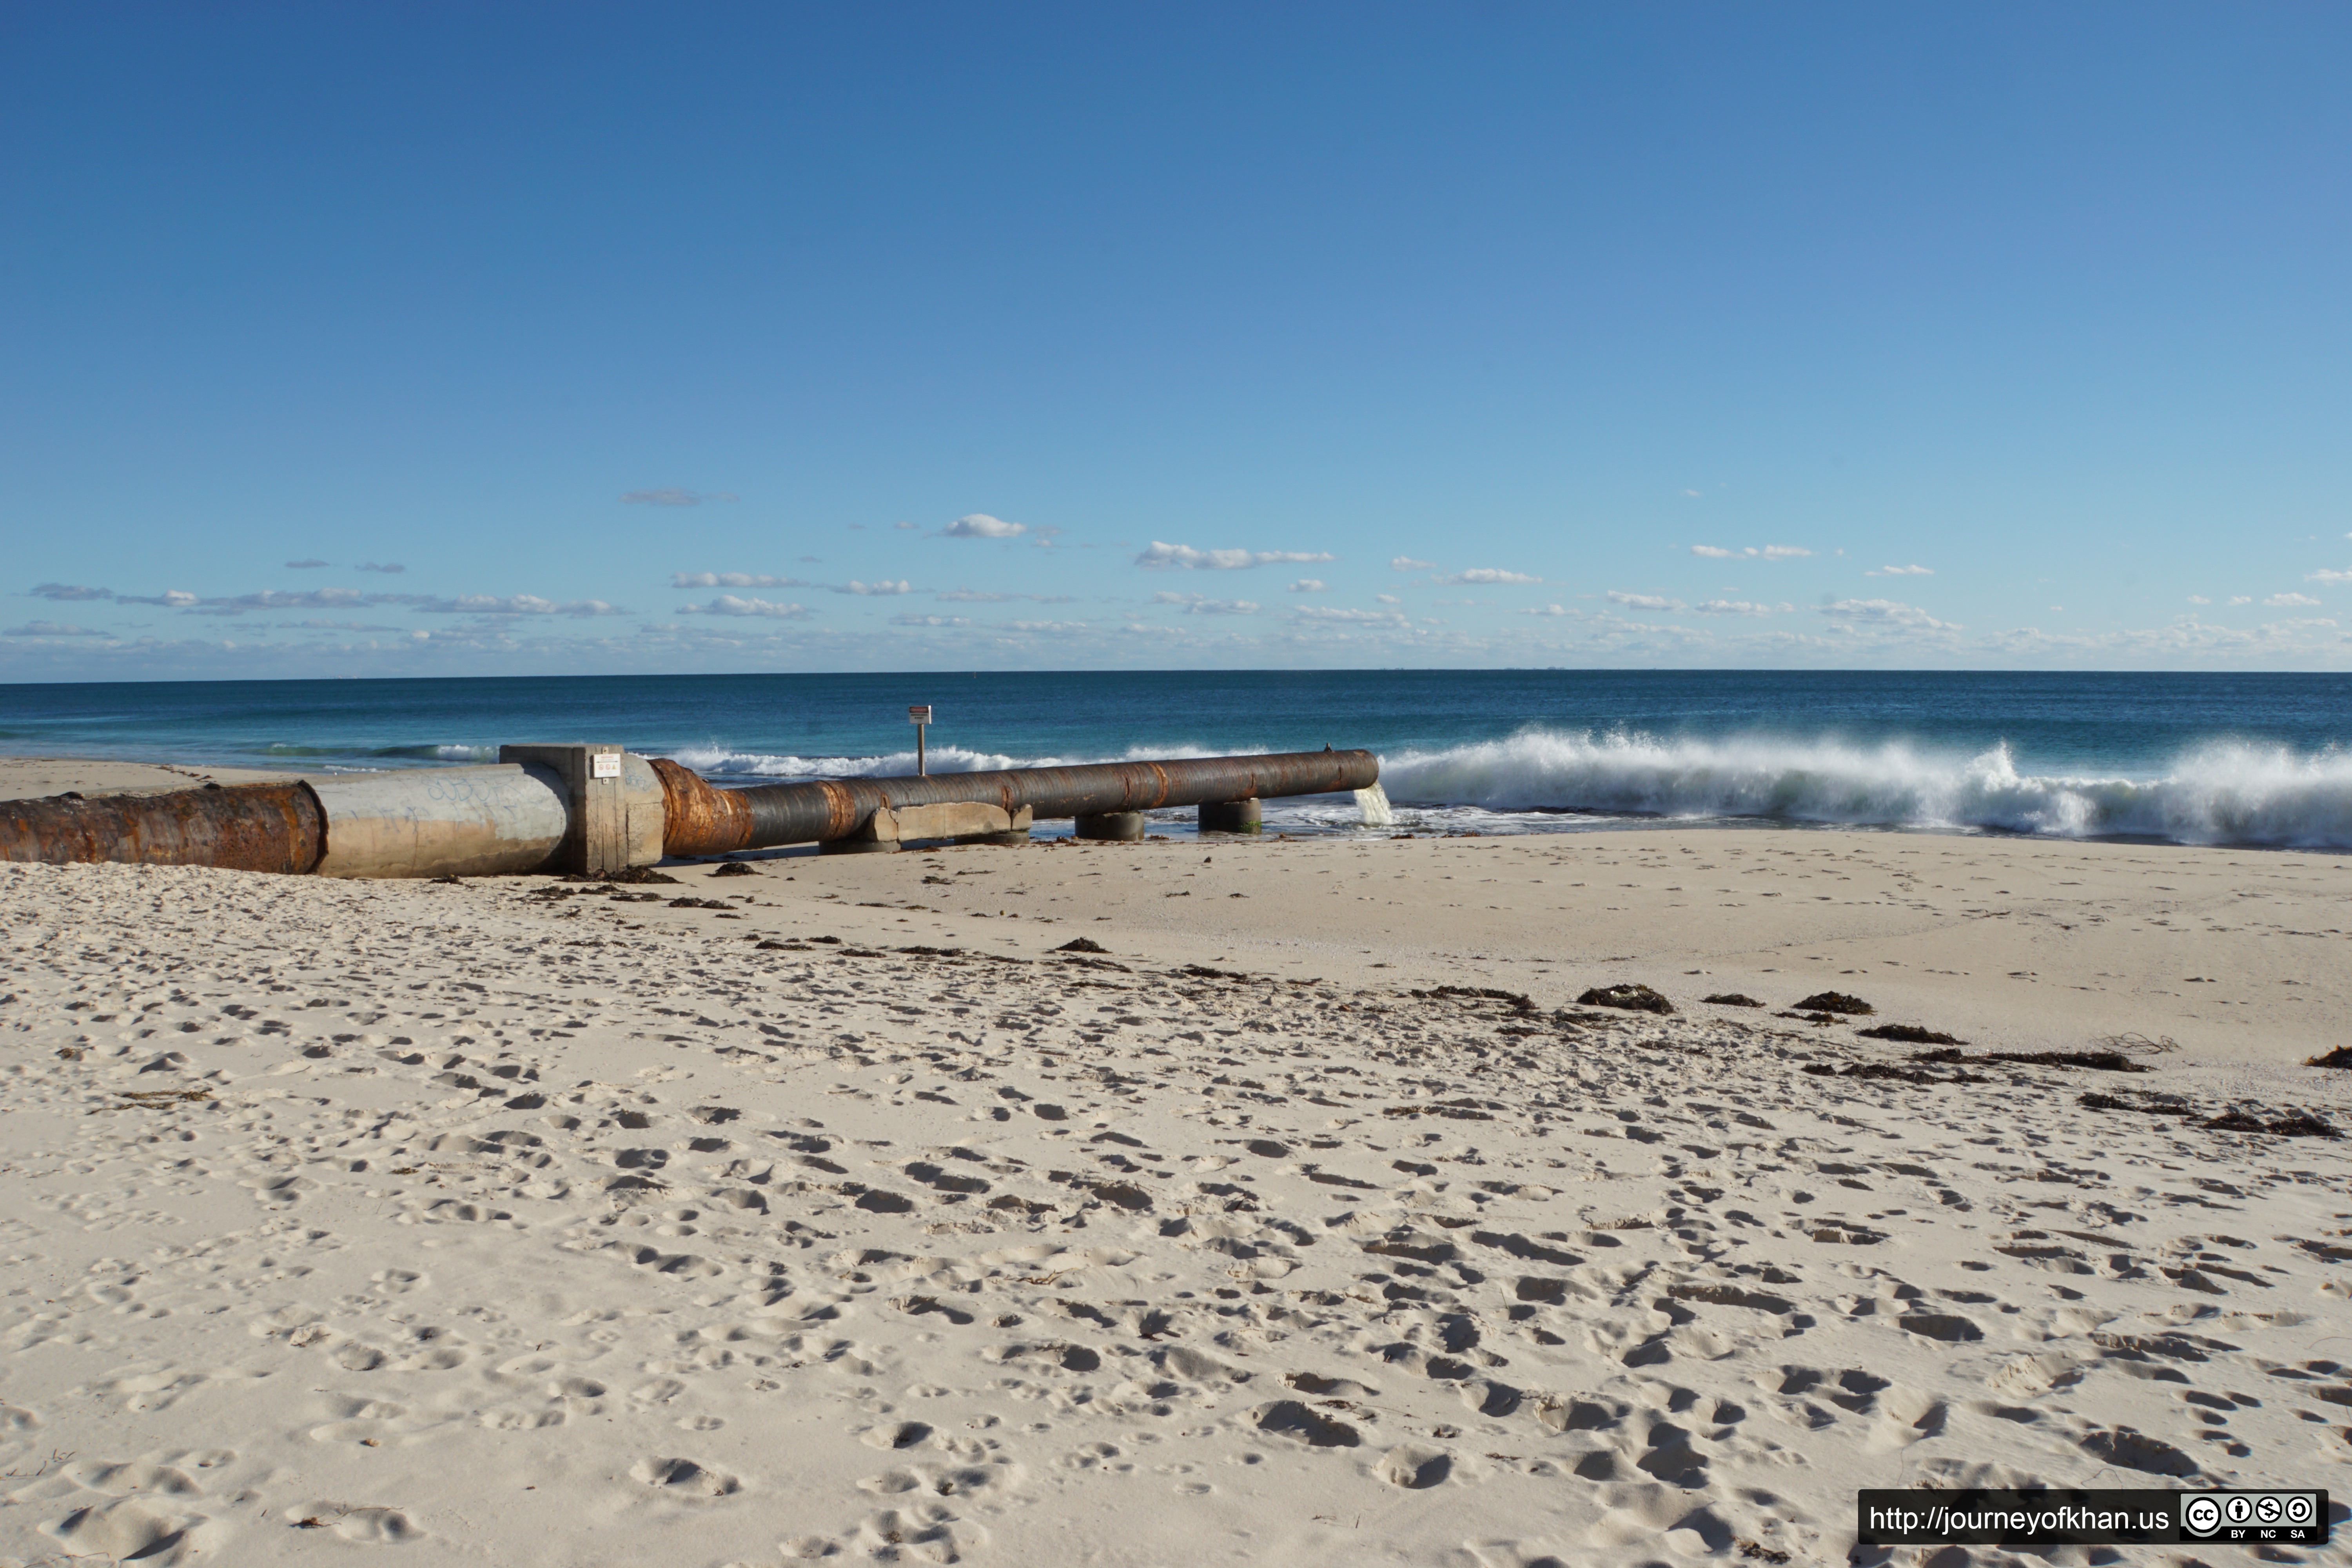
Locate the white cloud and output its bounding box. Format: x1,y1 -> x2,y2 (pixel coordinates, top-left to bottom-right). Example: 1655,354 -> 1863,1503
894,521 -> 918,531
1520,604 -> 1572,617
2265,592 -> 2321,608
1866,564 -> 1934,577
1692,599 -> 1792,616
941,514 -> 1027,539
2229,595 -> 2253,606
2187,595 -> 2212,604
1152,592 -> 1259,615
30,583 -> 116,601
1005,619 -> 1091,633
834,579 -> 912,596
285,559 -> 329,570
357,562 -> 406,574
677,596 -> 813,619
1376,593 -> 1403,606
123,586 -> 428,615
2305,568 -> 2352,586
1607,590 -> 1686,612
1689,545 -> 1736,559
622,488 -> 736,506
1440,568 -> 1541,586
890,613 -> 970,627
1287,578 -> 1327,593
1389,556 -> 1438,572
934,588 -> 1077,604
1691,544 -> 1811,560
1817,598 -> 1961,631
4,621 -> 112,637
1136,541 -> 1336,571
672,572 -> 806,589
420,594 -> 626,617
1291,605 -> 1410,627
1763,546 -> 1813,559
1680,488 -> 1703,498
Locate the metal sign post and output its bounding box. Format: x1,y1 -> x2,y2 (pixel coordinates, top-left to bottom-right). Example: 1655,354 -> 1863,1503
908,705 -> 933,776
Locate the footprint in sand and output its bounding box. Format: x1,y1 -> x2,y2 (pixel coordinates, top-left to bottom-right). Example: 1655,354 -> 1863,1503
1250,1400 -> 1360,1448
630,1455 -> 741,1496
863,1420 -> 934,1450
65,1459 -> 203,1496
292,1502 -> 425,1543
851,1503 -> 986,1563
43,1495 -> 221,1565
1377,1443 -> 1452,1488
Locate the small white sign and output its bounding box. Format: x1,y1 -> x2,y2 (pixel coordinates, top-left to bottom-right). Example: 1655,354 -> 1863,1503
591,751 -> 622,779
907,706 -> 933,724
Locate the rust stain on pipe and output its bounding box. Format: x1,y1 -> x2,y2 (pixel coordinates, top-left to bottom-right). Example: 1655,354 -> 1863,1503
664,749 -> 1379,854
0,783 -> 325,874
650,757 -> 755,858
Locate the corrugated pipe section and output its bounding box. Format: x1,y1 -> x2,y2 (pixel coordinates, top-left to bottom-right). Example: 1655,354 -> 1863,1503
654,749 -> 1379,857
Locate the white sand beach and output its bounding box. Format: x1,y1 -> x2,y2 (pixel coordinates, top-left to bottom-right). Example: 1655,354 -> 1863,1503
0,779 -> 2347,1566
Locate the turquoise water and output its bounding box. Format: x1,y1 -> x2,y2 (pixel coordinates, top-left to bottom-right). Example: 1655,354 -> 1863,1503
3,670 -> 2350,846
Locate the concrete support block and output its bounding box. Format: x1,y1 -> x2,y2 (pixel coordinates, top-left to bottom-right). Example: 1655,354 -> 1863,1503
1198,798 -> 1263,834
822,801 -> 1035,854
890,801 -> 1021,842
978,806 -> 1034,846
1075,811 -> 1147,841
497,744 -> 664,876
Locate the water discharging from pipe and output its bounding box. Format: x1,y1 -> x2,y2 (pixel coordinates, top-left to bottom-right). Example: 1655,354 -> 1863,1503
1354,781 -> 1394,827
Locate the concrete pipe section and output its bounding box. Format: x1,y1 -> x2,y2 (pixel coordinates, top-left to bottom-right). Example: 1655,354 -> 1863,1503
2,746 -> 1377,876
0,744 -> 664,880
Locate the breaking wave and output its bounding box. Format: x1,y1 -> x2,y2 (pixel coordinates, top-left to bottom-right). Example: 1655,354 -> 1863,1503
260,742 -> 497,764
1377,730 -> 2352,848
650,730 -> 2352,848
666,741 -> 1230,780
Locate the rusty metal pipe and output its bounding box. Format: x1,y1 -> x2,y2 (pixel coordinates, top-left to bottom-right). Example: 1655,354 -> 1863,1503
0,783 -> 325,875
658,749 -> 1379,856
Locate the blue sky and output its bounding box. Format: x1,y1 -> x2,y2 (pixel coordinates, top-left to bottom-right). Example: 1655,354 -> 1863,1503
5,2 -> 2349,679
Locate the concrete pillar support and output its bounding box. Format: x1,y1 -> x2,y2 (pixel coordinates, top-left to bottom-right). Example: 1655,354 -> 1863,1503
1198,799 -> 1262,834
1075,811 -> 1147,841
497,744 -> 663,876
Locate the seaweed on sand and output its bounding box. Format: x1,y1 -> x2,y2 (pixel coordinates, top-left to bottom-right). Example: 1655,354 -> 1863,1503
1578,984 -> 1674,1015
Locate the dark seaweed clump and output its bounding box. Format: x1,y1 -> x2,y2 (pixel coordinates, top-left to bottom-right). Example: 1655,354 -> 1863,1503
2204,1108 -> 2339,1139
1917,1048 -> 2146,1073
1857,1024 -> 1963,1045
1703,993 -> 1764,1007
1793,991 -> 1874,1015
1804,1060 -> 1988,1085
1578,984 -> 1674,1015
2306,1046 -> 2352,1069
2080,1090 -> 2194,1116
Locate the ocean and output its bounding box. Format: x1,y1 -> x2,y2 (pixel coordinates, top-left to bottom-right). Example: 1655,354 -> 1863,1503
3,670 -> 2349,849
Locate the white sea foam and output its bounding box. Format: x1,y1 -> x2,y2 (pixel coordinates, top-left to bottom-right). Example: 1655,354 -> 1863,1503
666,741 -> 1231,779
1377,730 -> 2352,847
